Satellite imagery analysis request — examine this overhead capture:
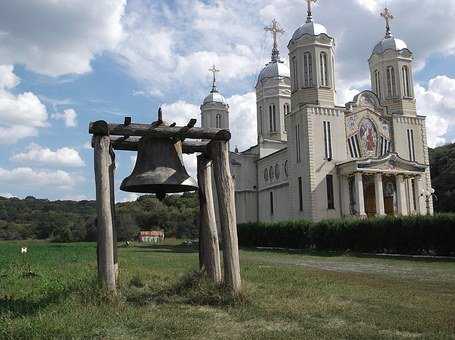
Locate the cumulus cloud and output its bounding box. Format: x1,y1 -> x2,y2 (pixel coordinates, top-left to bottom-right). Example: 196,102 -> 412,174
161,101 -> 200,126
11,143 -> 85,167
0,65 -> 48,144
0,0 -> 126,76
52,109 -> 77,127
415,75 -> 455,147
0,167 -> 81,190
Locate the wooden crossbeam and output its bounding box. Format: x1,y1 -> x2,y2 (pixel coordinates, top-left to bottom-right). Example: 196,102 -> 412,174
110,136 -> 209,154
89,120 -> 231,141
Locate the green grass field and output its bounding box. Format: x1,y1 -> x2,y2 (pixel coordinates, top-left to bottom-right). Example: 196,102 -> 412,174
1,240 -> 455,339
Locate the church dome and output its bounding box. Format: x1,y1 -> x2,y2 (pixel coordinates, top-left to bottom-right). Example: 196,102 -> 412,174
291,21 -> 328,41
372,35 -> 408,55
203,90 -> 226,105
257,61 -> 290,86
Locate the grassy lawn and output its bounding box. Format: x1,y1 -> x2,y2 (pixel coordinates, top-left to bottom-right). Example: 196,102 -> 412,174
1,240 -> 454,339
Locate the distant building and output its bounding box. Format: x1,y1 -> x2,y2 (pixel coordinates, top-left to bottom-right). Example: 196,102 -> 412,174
138,230 -> 165,244
201,6 -> 433,223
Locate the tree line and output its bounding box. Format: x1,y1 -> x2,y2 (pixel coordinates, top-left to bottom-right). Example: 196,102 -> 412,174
0,193 -> 199,242
1,142 -> 454,242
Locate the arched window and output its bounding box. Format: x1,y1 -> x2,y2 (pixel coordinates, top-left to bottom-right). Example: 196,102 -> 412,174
386,66 -> 397,97
284,103 -> 290,115
320,52 -> 329,87
292,56 -> 298,90
402,66 -> 412,97
374,70 -> 382,98
259,106 -> 263,135
269,104 -> 277,132
215,114 -> 221,128
303,52 -> 313,87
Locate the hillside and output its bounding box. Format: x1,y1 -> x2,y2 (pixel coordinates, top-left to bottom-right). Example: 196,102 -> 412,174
0,193 -> 199,241
0,143 -> 453,241
429,142 -> 455,212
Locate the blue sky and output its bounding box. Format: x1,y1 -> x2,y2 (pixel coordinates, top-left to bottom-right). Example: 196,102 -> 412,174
0,0 -> 454,202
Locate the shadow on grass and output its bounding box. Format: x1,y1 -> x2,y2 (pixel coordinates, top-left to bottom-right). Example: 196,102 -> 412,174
126,271 -> 248,308
242,246 -> 455,263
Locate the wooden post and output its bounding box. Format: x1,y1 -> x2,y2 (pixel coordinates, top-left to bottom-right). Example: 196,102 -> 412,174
94,134 -> 116,293
109,147 -> 119,281
209,141 -> 241,294
197,155 -> 222,284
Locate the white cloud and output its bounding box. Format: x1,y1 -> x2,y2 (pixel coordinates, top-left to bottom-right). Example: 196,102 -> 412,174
161,101 -> 200,126
11,143 -> 85,167
0,0 -> 126,76
0,65 -> 48,144
415,75 -> 455,147
52,109 -> 77,127
227,92 -> 258,151
0,167 -> 81,190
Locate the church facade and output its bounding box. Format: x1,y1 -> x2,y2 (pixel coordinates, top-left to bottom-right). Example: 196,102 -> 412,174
200,5 -> 433,223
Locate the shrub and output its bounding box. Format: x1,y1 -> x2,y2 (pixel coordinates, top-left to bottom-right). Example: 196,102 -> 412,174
237,214 -> 455,255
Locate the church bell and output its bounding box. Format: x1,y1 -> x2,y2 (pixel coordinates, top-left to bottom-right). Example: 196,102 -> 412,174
120,136 -> 198,200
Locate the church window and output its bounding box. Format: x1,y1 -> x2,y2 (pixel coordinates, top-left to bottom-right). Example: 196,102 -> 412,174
292,56 -> 298,90
269,105 -> 277,132
326,175 -> 335,210
304,52 -> 313,87
407,129 -> 416,161
259,106 -> 263,135
284,160 -> 288,177
320,52 -> 329,87
264,168 -> 269,182
379,136 -> 390,156
374,70 -> 382,98
348,134 -> 361,158
284,103 -> 290,114
269,166 -> 274,180
298,177 -> 303,211
270,191 -> 274,216
386,66 -> 397,97
215,114 -> 221,128
275,164 -> 280,179
402,66 -> 412,97
296,124 -> 301,163
323,121 -> 333,160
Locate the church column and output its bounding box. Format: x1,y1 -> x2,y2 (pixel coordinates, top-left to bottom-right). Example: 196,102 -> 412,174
374,173 -> 385,216
395,174 -> 408,216
341,175 -> 351,216
414,175 -> 424,215
355,172 -> 366,217
407,178 -> 415,215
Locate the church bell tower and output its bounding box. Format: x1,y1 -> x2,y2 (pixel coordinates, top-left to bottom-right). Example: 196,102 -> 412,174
201,65 -> 230,129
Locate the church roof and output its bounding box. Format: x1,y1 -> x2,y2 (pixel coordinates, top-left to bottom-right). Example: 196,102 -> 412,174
372,7 -> 410,55
372,35 -> 408,55
203,90 -> 226,105
256,61 -> 290,86
291,21 -> 328,41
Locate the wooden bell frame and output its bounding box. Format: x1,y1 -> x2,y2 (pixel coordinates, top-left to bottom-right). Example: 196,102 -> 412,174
89,111 -> 241,295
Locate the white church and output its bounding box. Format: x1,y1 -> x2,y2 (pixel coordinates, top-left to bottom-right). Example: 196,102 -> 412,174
199,3 -> 434,223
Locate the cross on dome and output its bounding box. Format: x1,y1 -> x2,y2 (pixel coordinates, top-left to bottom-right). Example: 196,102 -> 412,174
380,7 -> 394,38
306,0 -> 318,23
264,19 -> 285,62
209,65 -> 220,93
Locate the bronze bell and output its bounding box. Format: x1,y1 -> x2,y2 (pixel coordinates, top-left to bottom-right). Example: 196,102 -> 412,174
120,135 -> 198,200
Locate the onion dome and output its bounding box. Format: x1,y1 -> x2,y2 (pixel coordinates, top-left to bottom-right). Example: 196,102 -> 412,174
290,0 -> 330,43
372,7 -> 409,55
203,65 -> 227,105
257,61 -> 290,85
257,19 -> 290,86
372,36 -> 408,54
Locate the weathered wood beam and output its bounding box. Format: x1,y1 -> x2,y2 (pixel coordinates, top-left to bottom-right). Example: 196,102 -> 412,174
89,121 -> 231,141
109,136 -> 209,154
209,141 -> 241,295
197,155 -> 222,284
93,135 -> 117,294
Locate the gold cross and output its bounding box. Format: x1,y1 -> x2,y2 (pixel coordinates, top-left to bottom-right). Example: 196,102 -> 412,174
264,19 -> 285,50
209,65 -> 220,92
380,7 -> 394,37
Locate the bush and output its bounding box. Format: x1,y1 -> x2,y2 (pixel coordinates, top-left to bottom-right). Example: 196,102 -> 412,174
238,214 -> 455,256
